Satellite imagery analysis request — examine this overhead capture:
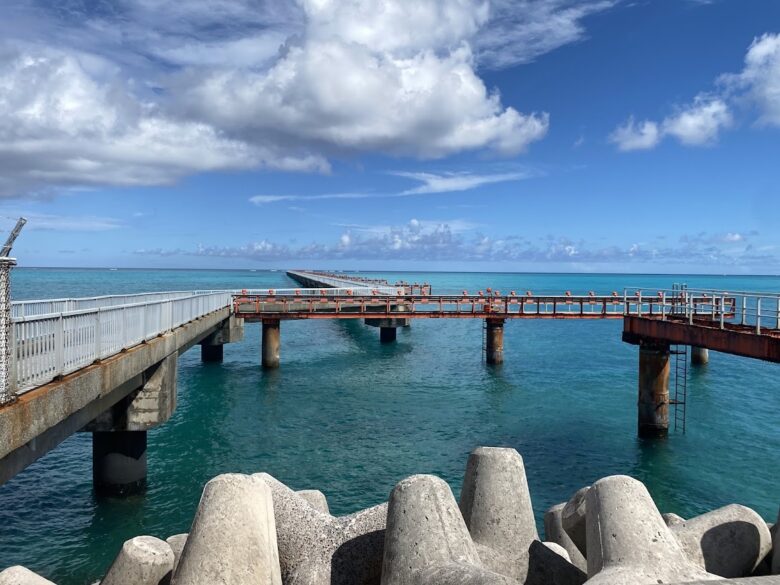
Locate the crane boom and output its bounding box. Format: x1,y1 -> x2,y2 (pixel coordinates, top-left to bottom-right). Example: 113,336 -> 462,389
0,217 -> 26,257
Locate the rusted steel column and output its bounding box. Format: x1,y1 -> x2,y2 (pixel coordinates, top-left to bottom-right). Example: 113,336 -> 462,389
92,430 -> 147,496
380,327 -> 397,343
638,343 -> 670,437
485,318 -> 505,365
691,346 -> 709,365
262,319 -> 281,368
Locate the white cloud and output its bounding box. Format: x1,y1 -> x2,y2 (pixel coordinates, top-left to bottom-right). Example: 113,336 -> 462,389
662,97 -> 732,146
721,33 -> 780,127
0,212 -> 122,231
248,169 -> 531,204
1,0 -> 602,196
609,118 -> 661,151
612,32 -> 780,151
610,97 -> 731,151
475,0 -> 616,69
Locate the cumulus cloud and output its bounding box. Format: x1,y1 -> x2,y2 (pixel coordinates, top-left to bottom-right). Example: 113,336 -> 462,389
612,32 -> 780,151
609,118 -> 661,151
610,97 -> 731,151
721,33 -> 780,127
0,0 -> 608,197
136,220 -> 775,268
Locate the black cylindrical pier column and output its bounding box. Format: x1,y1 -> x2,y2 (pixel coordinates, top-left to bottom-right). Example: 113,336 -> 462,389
691,346 -> 709,365
485,318 -> 505,365
638,344 -> 670,437
92,431 -> 147,496
380,327 -> 397,343
262,319 -> 281,368
201,343 -> 223,362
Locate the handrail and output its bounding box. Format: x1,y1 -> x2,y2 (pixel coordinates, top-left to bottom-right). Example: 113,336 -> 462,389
12,291 -> 232,395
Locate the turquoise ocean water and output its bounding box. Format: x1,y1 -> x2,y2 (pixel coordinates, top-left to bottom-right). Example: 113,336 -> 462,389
1,268 -> 778,584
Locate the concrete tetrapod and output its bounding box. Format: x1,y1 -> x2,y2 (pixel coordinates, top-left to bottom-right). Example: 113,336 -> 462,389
101,536 -> 174,585
255,473 -> 386,585
296,489 -> 330,514
459,447 -> 585,585
770,510 -> 780,575
382,475 -> 511,585
664,513 -> 687,527
165,534 -> 187,576
172,474 -> 281,585
544,504 -> 588,572
561,486 -> 589,558
459,448 -> 537,581
671,504 -> 773,578
584,475 -> 720,585
0,566 -> 56,585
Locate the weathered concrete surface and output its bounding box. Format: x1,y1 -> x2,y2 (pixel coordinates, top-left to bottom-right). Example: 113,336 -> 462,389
484,319 -> 504,365
84,354 -> 178,433
173,474 -> 281,585
416,562 -> 518,585
202,315 -> 244,346
0,307 -> 231,486
561,486 -> 589,558
585,475 -> 718,585
92,430 -> 147,496
101,536 -> 174,585
544,504 -> 587,572
382,474 -> 480,585
691,346 -> 710,365
665,512 -> 687,527
0,566 -> 56,585
772,510 -> 779,574
525,540 -> 585,585
296,489 -> 329,514
166,534 -> 187,576
671,504 -> 772,578
671,579 -> 780,584
459,447 -> 537,581
255,473 -> 386,585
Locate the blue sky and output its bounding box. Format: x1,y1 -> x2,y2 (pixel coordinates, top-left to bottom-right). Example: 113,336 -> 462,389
1,0 -> 779,273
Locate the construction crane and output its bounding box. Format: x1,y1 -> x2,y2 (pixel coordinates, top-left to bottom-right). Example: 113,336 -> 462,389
0,217 -> 26,257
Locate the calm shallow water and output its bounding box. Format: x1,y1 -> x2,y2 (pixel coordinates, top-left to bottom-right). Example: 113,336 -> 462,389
1,269 -> 779,584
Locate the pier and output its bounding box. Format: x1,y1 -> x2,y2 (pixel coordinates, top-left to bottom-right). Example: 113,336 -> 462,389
0,270 -> 778,494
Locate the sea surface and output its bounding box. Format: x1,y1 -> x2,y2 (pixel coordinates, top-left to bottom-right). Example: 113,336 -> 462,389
1,268 -> 779,584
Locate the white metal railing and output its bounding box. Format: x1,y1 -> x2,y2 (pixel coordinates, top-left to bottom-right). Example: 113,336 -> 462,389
623,288 -> 780,332
11,291 -> 231,394
11,290 -> 227,318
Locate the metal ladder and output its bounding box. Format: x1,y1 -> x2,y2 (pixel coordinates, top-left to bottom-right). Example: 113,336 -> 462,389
669,344 -> 688,432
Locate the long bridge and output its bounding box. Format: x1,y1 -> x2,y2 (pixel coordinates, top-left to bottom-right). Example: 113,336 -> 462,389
0,269 -> 778,497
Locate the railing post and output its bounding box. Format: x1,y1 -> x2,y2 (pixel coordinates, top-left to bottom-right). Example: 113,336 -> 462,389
741,296 -> 747,326
55,313 -> 65,375
776,297 -> 780,330
661,292 -> 666,321
720,295 -> 725,329
688,292 -> 693,325
756,298 -> 761,334
0,257 -> 17,405
95,309 -> 102,360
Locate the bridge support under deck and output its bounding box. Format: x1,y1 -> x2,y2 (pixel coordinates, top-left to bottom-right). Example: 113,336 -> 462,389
637,343 -> 670,438
380,327 -> 397,343
93,431 -> 147,496
485,318 -> 505,365
200,315 -> 244,362
262,319 -> 281,368
691,346 -> 709,365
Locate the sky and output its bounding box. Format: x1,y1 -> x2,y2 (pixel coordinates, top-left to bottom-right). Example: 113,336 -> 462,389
0,0 -> 779,273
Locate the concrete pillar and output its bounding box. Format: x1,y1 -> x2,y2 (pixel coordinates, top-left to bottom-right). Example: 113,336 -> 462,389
485,318 -> 504,365
638,344 -> 670,438
92,430 -> 147,496
262,319 -> 280,369
691,346 -> 709,366
200,343 -> 223,362
380,327 -> 397,343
